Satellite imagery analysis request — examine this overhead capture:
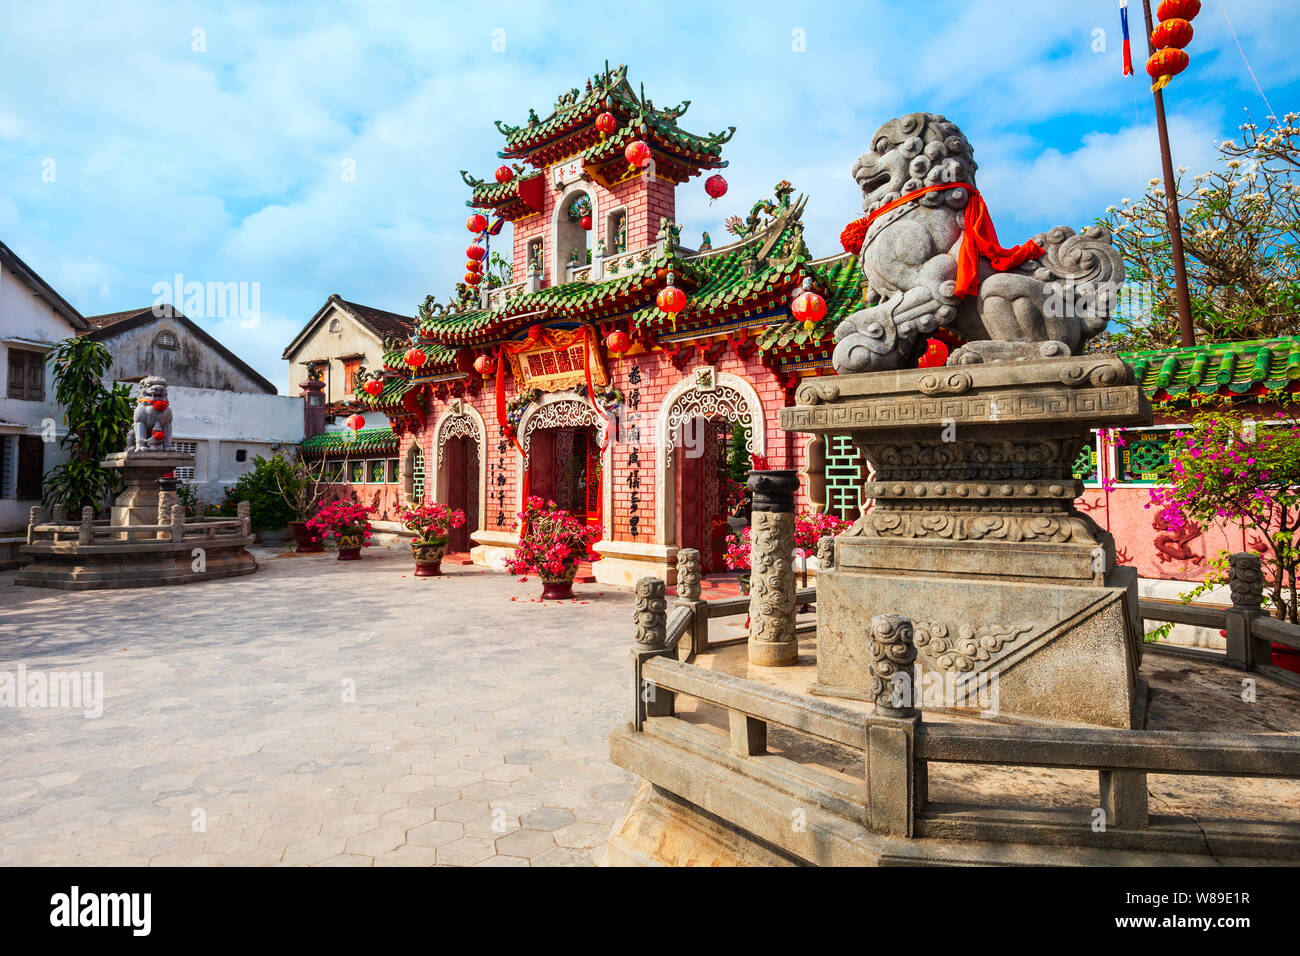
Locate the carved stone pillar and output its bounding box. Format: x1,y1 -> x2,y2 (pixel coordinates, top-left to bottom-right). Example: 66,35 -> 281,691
747,470 -> 800,666
869,614 -> 917,717
157,473 -> 179,541
632,576 -> 673,728
1226,551 -> 1269,670
675,549 -> 707,659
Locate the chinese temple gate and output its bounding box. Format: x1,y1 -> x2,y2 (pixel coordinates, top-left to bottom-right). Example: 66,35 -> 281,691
350,64 -> 863,586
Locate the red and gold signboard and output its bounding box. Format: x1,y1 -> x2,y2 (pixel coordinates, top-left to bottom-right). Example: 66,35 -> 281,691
504,326 -> 608,393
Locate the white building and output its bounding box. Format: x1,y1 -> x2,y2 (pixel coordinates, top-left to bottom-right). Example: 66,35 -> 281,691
0,241 -> 89,532
84,305 -> 305,506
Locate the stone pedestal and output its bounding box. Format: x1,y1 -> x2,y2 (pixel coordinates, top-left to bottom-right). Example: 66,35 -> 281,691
780,355 -> 1153,728
101,450 -> 196,528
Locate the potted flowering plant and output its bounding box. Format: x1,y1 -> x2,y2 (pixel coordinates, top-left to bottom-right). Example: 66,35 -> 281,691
306,500 -> 373,561
398,503 -> 466,577
505,496 -> 602,600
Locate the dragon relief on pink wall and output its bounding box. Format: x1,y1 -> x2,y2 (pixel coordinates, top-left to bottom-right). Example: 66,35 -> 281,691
1152,510 -> 1202,564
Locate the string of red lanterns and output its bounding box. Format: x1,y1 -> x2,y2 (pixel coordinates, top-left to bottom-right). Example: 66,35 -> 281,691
1147,0 -> 1199,92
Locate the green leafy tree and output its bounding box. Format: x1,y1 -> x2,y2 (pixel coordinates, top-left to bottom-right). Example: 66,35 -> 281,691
1099,113 -> 1300,350
1149,407 -> 1300,622
214,453 -> 300,531
42,337 -> 133,513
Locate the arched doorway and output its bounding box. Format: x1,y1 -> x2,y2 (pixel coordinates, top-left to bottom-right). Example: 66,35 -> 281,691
432,402 -> 486,554
520,397 -> 606,529
657,368 -> 765,572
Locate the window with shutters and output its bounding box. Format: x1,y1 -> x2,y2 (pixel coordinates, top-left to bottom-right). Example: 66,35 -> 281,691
172,441 -> 197,481
6,348 -> 45,401
343,359 -> 361,396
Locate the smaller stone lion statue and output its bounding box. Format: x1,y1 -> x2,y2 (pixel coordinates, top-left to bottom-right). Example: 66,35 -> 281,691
833,112 -> 1125,373
128,377 -> 174,452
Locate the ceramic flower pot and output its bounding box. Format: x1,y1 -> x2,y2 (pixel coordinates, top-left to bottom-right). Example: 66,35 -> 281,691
335,528 -> 364,561
290,521 -> 323,553
411,536 -> 448,577
539,568 -> 577,600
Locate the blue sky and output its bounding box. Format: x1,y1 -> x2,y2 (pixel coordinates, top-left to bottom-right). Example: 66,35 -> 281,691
2,0 -> 1298,391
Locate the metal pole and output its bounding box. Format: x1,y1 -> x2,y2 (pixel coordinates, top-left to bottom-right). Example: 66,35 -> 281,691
1142,0 -> 1196,347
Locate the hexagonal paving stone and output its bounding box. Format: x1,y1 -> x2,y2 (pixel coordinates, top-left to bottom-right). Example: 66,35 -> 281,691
407,820 -> 464,849
435,837 -> 496,866
494,828 -> 556,859
519,807 -> 575,831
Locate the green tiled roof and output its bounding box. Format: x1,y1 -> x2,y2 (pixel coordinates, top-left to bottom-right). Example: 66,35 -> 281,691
1119,336 -> 1300,402
493,63 -> 730,170
755,254 -> 863,353
300,426 -> 397,457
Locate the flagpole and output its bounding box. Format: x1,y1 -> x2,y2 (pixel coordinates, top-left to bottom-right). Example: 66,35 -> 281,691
1141,0 -> 1196,347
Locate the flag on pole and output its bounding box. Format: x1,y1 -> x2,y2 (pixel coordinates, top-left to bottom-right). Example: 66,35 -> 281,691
1120,0 -> 1134,76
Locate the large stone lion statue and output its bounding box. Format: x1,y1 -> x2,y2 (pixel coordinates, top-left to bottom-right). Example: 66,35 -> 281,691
832,112 -> 1125,373
127,376 -> 174,452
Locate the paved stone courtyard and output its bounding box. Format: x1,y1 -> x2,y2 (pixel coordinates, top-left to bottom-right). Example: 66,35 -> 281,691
0,547 -> 640,866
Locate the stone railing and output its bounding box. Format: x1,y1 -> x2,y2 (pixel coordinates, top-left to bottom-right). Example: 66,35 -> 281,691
26,502 -> 250,546
484,280 -> 528,311
600,240 -> 663,278
611,509 -> 1300,862
1137,552 -> 1300,672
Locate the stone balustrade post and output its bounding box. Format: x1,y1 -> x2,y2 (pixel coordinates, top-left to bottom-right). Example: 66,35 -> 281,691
675,548 -> 708,660
1225,552 -> 1269,670
78,507 -> 94,546
631,576 -> 674,729
52,503 -> 67,525
747,470 -> 800,666
170,504 -> 186,543
865,613 -> 921,837
27,506 -> 41,545
237,500 -> 251,538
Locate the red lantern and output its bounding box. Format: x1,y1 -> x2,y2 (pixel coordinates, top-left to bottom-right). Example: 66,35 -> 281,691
604,330 -> 632,354
464,272 -> 482,286
345,414 -> 365,431
466,258 -> 482,274
466,244 -> 486,261
625,140 -> 650,169
1157,0 -> 1200,21
363,377 -> 384,396
791,278 -> 827,330
916,339 -> 949,369
495,165 -> 514,184
466,213 -> 488,234
404,347 -> 426,368
473,354 -> 496,376
656,271 -> 687,315
705,174 -> 728,201
1146,47 -> 1189,81
580,215 -> 592,231
595,112 -> 618,136
1152,17 -> 1193,50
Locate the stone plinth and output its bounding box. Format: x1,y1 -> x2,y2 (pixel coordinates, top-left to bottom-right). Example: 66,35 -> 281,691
780,355 -> 1152,728
101,450 -> 196,528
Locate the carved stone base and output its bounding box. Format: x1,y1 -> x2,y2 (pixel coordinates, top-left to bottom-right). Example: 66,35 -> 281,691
812,565 -> 1146,728
781,355 -> 1153,728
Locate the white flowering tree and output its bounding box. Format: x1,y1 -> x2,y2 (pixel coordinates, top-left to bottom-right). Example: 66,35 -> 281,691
1099,113 -> 1300,351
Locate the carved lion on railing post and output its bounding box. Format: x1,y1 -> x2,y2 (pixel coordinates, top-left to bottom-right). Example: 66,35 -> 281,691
832,112 -> 1125,373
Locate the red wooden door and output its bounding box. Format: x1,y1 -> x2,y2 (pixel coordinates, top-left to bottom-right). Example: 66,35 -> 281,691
674,420 -> 728,573
445,437 -> 471,553
529,430 -> 556,504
